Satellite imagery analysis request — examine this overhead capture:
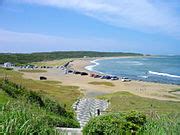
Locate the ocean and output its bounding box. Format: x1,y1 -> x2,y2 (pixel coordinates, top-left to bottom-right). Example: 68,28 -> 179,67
85,56 -> 180,85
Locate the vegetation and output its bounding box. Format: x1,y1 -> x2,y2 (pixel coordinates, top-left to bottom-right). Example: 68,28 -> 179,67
83,111 -> 180,135
138,114 -> 180,135
0,102 -> 59,135
0,68 -> 81,109
0,51 -> 143,64
98,92 -> 180,114
0,80 -> 80,134
32,59 -> 74,66
19,69 -> 47,73
88,81 -> 115,87
83,111 -> 147,134
0,91 -> 10,109
169,88 -> 180,93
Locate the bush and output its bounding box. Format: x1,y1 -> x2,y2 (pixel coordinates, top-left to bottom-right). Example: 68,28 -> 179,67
26,91 -> 45,107
124,111 -> 146,132
83,111 -> 146,135
0,80 -> 25,98
43,115 -> 80,128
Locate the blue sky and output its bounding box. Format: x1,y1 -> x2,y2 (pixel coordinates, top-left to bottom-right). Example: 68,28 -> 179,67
0,0 -> 180,55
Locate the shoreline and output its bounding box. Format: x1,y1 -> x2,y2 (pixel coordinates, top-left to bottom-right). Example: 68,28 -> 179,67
74,56 -> 180,86
21,57 -> 180,101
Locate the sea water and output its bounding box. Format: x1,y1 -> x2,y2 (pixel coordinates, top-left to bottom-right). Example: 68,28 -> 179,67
86,56 -> 180,85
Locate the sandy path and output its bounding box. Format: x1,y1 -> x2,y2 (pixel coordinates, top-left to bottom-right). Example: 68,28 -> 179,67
22,58 -> 180,101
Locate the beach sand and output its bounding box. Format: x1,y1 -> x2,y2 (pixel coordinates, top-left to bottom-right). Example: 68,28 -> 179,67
22,58 -> 180,101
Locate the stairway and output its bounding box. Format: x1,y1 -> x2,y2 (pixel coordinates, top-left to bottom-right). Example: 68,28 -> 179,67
72,98 -> 109,127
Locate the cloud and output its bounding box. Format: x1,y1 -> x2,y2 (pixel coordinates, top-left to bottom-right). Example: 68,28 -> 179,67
14,0 -> 180,37
0,29 -> 179,54
0,29 -> 123,53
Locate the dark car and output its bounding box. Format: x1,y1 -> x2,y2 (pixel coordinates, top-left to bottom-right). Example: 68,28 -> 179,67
40,76 -> 47,80
81,72 -> 88,76
106,76 -> 111,80
74,71 -> 81,74
100,76 -> 106,79
111,76 -> 119,80
68,70 -> 73,73
94,75 -> 101,78
90,73 -> 96,77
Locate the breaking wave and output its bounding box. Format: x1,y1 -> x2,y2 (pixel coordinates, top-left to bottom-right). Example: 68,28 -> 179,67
85,60 -> 100,71
148,71 -> 180,78
116,61 -> 143,66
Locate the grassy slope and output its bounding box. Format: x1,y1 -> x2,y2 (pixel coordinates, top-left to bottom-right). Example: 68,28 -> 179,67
88,81 -> 115,87
19,69 -> 47,73
98,92 -> 180,114
169,88 -> 180,93
0,90 -> 10,108
0,68 -> 82,110
0,80 -> 80,134
32,58 -> 74,66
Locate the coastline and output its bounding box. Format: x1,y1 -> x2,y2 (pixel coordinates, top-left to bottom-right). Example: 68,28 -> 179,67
21,57 -> 180,101
70,56 -> 149,73
73,56 -> 180,85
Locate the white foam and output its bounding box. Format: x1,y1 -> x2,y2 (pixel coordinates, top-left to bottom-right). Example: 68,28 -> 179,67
139,76 -> 148,79
116,61 -> 143,66
148,71 -> 180,78
85,60 -> 100,71
85,60 -> 112,75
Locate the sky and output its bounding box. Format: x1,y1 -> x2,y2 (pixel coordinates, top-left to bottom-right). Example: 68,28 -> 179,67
0,0 -> 180,55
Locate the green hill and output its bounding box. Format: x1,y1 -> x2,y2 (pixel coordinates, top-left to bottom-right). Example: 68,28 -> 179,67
0,51 -> 143,64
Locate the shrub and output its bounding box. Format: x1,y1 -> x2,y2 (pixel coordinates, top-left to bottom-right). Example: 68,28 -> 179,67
26,91 -> 45,107
0,80 -> 25,98
124,111 -> 146,132
43,115 -> 80,128
83,111 -> 146,135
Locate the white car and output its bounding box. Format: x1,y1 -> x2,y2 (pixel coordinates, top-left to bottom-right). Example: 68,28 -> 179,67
121,77 -> 131,82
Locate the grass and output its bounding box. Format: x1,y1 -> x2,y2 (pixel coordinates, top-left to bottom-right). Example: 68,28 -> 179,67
19,69 -> 47,73
88,81 -> 115,87
98,91 -> 180,114
32,58 -> 74,66
41,80 -> 62,84
0,90 -> 10,109
0,101 -> 59,135
0,80 -> 80,134
169,88 -> 180,93
0,68 -> 81,110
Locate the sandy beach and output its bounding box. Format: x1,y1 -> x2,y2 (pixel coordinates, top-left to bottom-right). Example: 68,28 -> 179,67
22,58 -> 180,101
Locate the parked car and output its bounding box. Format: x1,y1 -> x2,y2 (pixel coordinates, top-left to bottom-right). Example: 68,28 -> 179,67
81,72 -> 88,76
73,71 -> 81,74
111,76 -> 119,80
100,75 -> 111,79
94,74 -> 101,78
40,76 -> 47,80
67,70 -> 73,73
100,76 -> 107,79
106,76 -> 112,80
121,77 -> 131,82
90,73 -> 96,77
